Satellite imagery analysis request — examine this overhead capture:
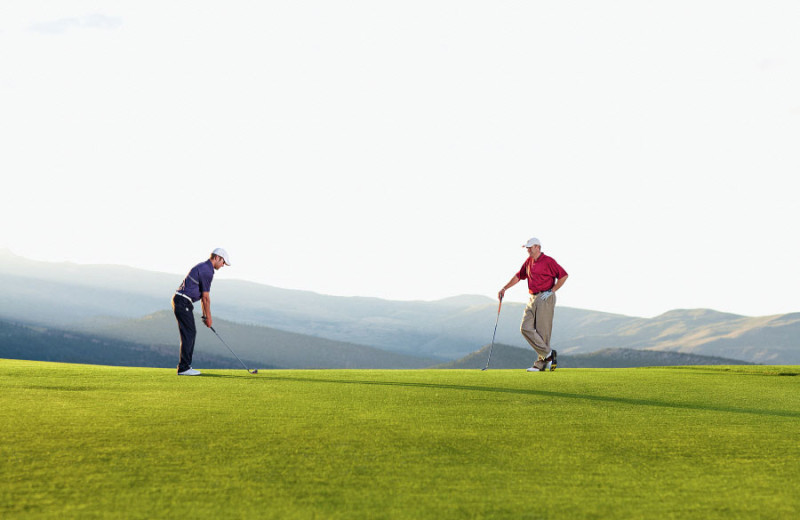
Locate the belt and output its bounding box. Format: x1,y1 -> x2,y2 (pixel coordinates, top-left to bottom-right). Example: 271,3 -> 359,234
529,288 -> 552,296
175,292 -> 193,302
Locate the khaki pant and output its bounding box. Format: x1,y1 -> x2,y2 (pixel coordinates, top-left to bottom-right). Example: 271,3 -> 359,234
520,292 -> 556,369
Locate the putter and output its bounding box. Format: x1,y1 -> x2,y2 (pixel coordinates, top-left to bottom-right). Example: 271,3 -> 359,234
204,318 -> 258,374
481,298 -> 503,371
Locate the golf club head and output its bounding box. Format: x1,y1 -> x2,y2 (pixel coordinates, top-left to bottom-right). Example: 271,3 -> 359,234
249,369 -> 258,374
481,367 -> 488,371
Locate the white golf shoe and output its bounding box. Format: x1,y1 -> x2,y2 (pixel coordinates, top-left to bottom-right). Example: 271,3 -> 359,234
526,366 -> 543,372
178,368 -> 201,376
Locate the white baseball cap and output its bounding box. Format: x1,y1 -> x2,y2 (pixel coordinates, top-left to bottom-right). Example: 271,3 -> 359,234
212,248 -> 231,266
522,237 -> 541,248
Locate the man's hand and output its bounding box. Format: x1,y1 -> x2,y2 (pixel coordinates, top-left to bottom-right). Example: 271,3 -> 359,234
499,275 -> 520,301
202,315 -> 213,328
539,290 -> 553,302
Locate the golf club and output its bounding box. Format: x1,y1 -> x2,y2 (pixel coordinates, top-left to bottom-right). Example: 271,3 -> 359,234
204,318 -> 258,374
481,298 -> 502,371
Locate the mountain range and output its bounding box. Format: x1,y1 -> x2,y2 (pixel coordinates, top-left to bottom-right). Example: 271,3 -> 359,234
437,344 -> 756,369
1,249 -> 798,367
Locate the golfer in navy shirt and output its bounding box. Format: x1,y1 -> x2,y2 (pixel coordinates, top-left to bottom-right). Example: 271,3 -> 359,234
172,248 -> 231,375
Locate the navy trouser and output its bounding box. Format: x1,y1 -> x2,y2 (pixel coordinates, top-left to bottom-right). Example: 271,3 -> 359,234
172,295 -> 196,372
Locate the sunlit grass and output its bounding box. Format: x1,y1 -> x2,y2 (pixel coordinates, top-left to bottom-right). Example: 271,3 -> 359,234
1,360 -> 798,519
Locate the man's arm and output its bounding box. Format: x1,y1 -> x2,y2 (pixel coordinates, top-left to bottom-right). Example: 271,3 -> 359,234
498,275 -> 521,301
201,291 -> 212,327
552,274 -> 568,293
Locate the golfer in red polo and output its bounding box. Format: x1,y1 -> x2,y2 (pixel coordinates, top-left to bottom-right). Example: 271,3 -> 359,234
499,237 -> 568,371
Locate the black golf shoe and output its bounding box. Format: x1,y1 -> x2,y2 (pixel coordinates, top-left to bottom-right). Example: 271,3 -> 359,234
546,350 -> 558,371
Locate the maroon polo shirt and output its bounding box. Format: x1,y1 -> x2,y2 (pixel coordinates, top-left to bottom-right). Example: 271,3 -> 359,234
517,253 -> 568,294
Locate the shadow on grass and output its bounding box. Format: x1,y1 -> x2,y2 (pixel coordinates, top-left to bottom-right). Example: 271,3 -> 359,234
200,373 -> 260,379
267,375 -> 800,419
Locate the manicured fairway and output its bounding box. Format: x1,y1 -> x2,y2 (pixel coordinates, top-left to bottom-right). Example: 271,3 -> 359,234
1,359 -> 798,519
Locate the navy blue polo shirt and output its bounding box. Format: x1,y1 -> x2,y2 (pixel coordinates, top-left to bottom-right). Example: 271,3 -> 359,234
176,260 -> 215,302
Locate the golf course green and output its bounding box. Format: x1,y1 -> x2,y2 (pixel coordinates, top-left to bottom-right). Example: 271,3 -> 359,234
1,359 -> 798,519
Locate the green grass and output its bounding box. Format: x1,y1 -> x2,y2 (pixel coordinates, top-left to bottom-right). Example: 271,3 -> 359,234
1,360 -> 799,519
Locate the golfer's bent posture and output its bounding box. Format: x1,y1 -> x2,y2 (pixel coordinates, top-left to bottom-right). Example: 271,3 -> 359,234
172,248 -> 230,376
499,238 -> 568,372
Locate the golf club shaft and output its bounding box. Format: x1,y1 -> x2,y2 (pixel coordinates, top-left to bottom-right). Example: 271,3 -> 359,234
482,300 -> 502,370
209,325 -> 255,373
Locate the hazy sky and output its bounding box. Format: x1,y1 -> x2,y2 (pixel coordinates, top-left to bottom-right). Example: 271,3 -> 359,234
2,1 -> 798,318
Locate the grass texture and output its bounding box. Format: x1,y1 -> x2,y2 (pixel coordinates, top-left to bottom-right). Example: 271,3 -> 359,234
1,359 -> 799,519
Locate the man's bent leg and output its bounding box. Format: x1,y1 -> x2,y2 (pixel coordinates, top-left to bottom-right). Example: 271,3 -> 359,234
521,296 -> 549,368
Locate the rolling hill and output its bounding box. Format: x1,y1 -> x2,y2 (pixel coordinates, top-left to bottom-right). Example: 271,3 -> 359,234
0,317 -> 248,369
437,343 -> 756,369
1,249 -> 798,365
556,309 -> 800,364
0,313 -> 438,369
77,311 -> 440,369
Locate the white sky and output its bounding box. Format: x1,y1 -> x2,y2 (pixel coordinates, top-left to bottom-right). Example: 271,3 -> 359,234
2,1 -> 799,318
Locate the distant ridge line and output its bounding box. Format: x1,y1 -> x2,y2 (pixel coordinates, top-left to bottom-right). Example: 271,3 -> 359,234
438,344 -> 756,369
